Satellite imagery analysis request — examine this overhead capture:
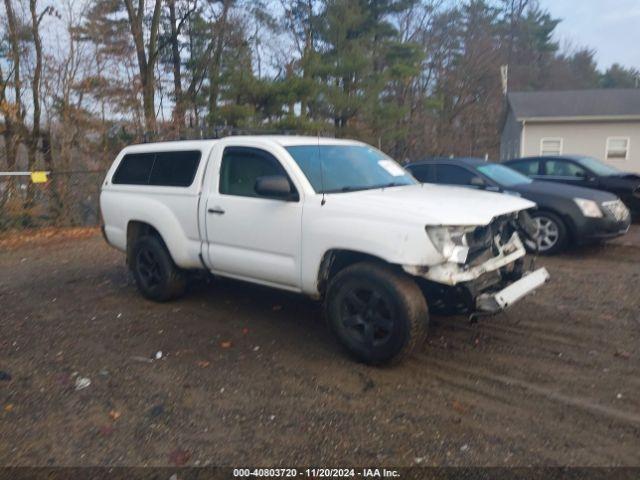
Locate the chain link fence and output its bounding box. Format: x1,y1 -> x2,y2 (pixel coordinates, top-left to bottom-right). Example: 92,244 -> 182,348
0,170 -> 105,231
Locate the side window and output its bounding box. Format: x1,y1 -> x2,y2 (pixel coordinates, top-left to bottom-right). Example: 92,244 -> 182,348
545,160 -> 587,178
434,165 -> 476,185
113,150 -> 201,186
149,151 -> 201,187
408,164 -> 436,183
509,159 -> 540,176
112,153 -> 155,185
219,147 -> 293,198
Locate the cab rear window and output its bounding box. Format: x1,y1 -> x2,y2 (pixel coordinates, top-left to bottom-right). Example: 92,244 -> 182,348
112,150 -> 201,187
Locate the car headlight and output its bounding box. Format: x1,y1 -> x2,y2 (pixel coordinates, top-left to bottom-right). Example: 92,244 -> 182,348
425,226 -> 470,264
573,198 -> 603,218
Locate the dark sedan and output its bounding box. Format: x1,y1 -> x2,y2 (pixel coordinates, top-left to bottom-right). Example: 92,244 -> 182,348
406,158 -> 631,254
504,155 -> 640,217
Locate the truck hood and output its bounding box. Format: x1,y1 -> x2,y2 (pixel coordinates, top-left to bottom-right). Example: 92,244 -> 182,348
323,184 -> 536,226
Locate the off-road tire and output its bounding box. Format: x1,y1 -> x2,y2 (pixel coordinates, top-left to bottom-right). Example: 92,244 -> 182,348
324,262 -> 429,365
130,235 -> 187,302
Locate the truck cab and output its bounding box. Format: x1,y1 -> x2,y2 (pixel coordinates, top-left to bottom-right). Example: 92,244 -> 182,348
101,136 -> 549,364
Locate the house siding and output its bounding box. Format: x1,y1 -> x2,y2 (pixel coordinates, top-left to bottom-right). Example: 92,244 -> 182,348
516,120 -> 640,173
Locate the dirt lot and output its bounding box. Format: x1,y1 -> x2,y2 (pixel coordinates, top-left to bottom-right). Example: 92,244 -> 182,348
1,228 -> 639,467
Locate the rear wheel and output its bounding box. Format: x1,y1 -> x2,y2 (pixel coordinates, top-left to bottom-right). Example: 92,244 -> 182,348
324,262 -> 428,365
525,211 -> 568,255
131,235 -> 187,302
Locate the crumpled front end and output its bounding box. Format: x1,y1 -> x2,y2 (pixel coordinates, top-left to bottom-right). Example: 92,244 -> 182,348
403,212 -> 549,315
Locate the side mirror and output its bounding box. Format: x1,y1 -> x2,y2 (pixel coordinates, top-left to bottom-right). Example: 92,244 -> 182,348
255,175 -> 298,201
470,176 -> 486,187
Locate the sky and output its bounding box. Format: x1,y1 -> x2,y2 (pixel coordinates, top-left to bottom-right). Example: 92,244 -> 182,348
539,0 -> 640,70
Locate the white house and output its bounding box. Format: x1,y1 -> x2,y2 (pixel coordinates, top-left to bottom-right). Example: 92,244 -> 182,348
500,89 -> 640,173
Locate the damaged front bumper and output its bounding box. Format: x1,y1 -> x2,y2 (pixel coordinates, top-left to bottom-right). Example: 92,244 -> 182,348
403,231 -> 527,286
404,229 -> 550,316
475,267 -> 549,313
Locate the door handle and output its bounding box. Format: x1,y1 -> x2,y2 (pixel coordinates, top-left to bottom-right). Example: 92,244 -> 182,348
208,207 -> 225,215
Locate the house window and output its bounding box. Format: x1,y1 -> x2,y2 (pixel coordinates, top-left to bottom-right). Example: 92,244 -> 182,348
540,138 -> 563,156
606,137 -> 629,160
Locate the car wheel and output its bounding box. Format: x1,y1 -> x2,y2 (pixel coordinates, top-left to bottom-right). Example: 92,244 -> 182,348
525,211 -> 568,255
324,262 -> 429,365
131,235 -> 187,302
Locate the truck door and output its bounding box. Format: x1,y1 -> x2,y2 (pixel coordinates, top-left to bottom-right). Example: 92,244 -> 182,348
203,145 -> 303,289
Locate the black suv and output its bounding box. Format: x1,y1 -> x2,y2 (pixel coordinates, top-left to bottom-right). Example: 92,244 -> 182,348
504,155 -> 640,217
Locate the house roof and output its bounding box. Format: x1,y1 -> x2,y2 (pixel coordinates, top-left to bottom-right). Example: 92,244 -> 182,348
507,89 -> 640,121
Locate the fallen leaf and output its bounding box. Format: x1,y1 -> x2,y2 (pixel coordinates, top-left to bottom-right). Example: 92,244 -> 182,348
109,410 -> 121,421
196,360 -> 210,368
220,341 -> 232,349
4,404 -> 14,412
168,448 -> 191,466
452,400 -> 468,414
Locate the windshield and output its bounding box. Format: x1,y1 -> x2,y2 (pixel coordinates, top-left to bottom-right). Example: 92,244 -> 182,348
477,163 -> 532,187
574,156 -> 621,176
285,145 -> 416,193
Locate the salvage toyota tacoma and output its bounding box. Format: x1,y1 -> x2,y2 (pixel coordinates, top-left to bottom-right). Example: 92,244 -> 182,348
100,136 -> 549,364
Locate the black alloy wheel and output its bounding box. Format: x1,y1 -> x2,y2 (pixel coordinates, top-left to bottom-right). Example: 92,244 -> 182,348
325,262 -> 428,365
131,235 -> 187,302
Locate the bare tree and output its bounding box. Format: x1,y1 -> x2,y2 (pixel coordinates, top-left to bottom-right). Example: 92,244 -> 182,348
24,0 -> 52,207
123,0 -> 163,136
2,0 -> 27,170
206,0 -> 232,128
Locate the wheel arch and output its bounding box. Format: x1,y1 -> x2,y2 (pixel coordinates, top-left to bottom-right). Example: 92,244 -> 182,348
126,220 -> 173,266
316,249 -> 404,297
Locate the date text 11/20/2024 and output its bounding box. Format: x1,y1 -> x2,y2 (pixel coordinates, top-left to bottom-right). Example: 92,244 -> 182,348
233,468 -> 401,478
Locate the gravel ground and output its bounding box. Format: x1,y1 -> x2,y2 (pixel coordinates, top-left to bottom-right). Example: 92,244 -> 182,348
0,228 -> 638,467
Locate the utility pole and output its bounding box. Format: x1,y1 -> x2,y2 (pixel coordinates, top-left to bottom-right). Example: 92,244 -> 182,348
500,65 -> 509,95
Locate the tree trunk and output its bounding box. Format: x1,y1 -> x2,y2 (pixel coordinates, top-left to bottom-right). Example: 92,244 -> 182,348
3,0 -> 26,215
25,0 -> 44,210
168,0 -> 185,138
123,0 -> 162,138
0,64 -> 16,209
0,64 -> 17,172
207,0 -> 231,128
41,130 -> 62,221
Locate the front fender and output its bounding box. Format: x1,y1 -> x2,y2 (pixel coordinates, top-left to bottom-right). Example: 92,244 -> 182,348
300,207 -> 444,295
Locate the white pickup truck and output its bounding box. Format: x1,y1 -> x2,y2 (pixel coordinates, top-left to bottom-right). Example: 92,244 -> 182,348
100,136 -> 549,364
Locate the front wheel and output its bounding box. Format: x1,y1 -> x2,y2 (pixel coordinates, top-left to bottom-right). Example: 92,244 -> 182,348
524,211 -> 568,255
324,262 -> 429,365
130,235 -> 187,302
